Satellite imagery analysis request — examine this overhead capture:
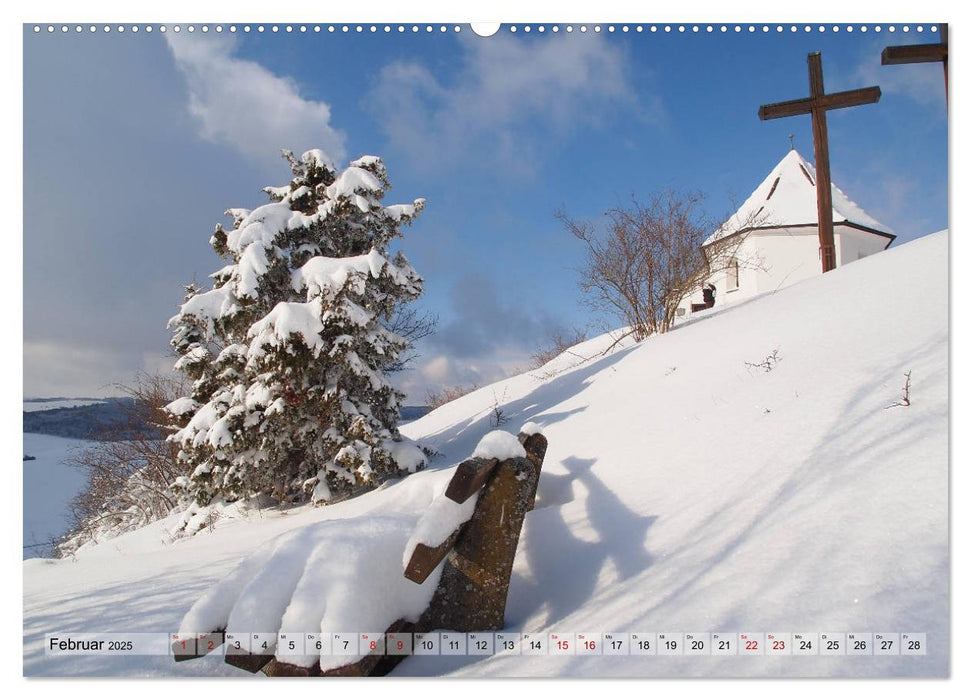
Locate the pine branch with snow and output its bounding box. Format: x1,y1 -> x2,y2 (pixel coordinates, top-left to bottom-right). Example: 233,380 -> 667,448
166,150 -> 428,527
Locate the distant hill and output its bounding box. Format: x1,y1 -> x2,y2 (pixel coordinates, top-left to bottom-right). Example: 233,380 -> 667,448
23,398 -> 107,412
400,405 -> 430,423
23,398 -> 430,440
23,398 -> 145,441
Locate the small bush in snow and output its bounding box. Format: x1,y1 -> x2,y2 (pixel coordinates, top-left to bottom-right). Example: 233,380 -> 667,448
745,347 -> 782,373
886,370 -> 913,409
58,372 -> 190,556
426,383 -> 480,410
530,327 -> 589,369
490,389 -> 509,428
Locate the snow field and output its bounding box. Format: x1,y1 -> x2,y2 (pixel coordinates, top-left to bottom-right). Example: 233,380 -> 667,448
24,232 -> 948,677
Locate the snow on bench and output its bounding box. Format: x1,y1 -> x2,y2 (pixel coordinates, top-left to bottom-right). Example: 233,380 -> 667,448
172,424 -> 548,677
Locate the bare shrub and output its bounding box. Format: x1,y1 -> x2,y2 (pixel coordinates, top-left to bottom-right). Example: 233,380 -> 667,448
425,383 -> 480,411
490,389 -> 509,428
886,370 -> 913,409
530,328 -> 589,368
58,372 -> 190,556
745,347 -> 782,373
383,306 -> 438,373
559,189 -> 762,339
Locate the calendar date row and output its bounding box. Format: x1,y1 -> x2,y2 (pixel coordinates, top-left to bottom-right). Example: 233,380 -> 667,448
169,631 -> 927,657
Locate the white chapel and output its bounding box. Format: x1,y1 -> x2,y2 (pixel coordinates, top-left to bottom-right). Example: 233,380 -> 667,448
677,149 -> 895,320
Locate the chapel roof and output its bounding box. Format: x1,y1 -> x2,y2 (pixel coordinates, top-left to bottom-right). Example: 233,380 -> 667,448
704,149 -> 894,246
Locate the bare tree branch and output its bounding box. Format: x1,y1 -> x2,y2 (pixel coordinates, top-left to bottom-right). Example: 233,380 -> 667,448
530,327 -> 589,368
382,305 -> 438,373
560,190 -> 766,338
58,372 -> 191,556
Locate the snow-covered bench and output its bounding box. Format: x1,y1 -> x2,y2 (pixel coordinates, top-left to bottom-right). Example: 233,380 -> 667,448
172,425 -> 548,676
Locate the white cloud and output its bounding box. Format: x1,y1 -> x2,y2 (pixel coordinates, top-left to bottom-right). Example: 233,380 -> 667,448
840,166 -> 940,242
843,35 -> 947,109
855,58 -> 946,108
24,341 -> 125,397
165,34 -> 346,170
23,341 -> 178,398
370,32 -> 646,172
141,351 -> 181,380
420,356 -> 454,385
394,348 -> 534,405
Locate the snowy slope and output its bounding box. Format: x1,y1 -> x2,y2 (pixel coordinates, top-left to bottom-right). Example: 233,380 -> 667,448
23,231 -> 948,677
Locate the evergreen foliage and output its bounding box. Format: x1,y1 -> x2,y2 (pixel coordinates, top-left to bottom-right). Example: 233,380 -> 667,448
166,150 -> 427,520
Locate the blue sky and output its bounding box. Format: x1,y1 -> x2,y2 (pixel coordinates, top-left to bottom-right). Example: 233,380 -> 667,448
22,22 -> 948,403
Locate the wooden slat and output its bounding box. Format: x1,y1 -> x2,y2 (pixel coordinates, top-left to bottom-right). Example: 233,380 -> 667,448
519,432 -> 548,512
819,86 -> 881,111
172,631 -> 224,662
759,86 -> 881,120
264,619 -> 414,677
403,457 -> 500,584
520,432 -> 548,467
225,650 -> 276,674
881,43 -> 947,65
759,96 -> 814,120
881,25 -> 947,101
416,454 -> 539,633
403,528 -> 461,584
262,658 -> 321,676
444,457 -> 498,504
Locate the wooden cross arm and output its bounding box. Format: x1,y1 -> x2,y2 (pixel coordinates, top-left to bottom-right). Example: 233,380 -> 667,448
759,86 -> 881,120
881,43 -> 947,65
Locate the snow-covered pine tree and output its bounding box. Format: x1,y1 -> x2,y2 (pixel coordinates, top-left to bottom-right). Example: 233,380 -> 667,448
166,150 -> 427,524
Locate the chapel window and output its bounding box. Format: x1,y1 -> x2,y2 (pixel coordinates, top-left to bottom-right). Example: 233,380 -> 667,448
726,258 -> 740,291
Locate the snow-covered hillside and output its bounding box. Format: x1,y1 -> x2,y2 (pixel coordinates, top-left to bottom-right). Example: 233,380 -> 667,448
23,231 -> 948,677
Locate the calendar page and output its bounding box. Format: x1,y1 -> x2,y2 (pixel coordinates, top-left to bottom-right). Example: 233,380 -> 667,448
20,3 -> 950,684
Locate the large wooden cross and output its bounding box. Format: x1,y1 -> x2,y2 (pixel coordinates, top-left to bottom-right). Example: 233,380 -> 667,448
882,24 -> 948,101
759,53 -> 881,273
